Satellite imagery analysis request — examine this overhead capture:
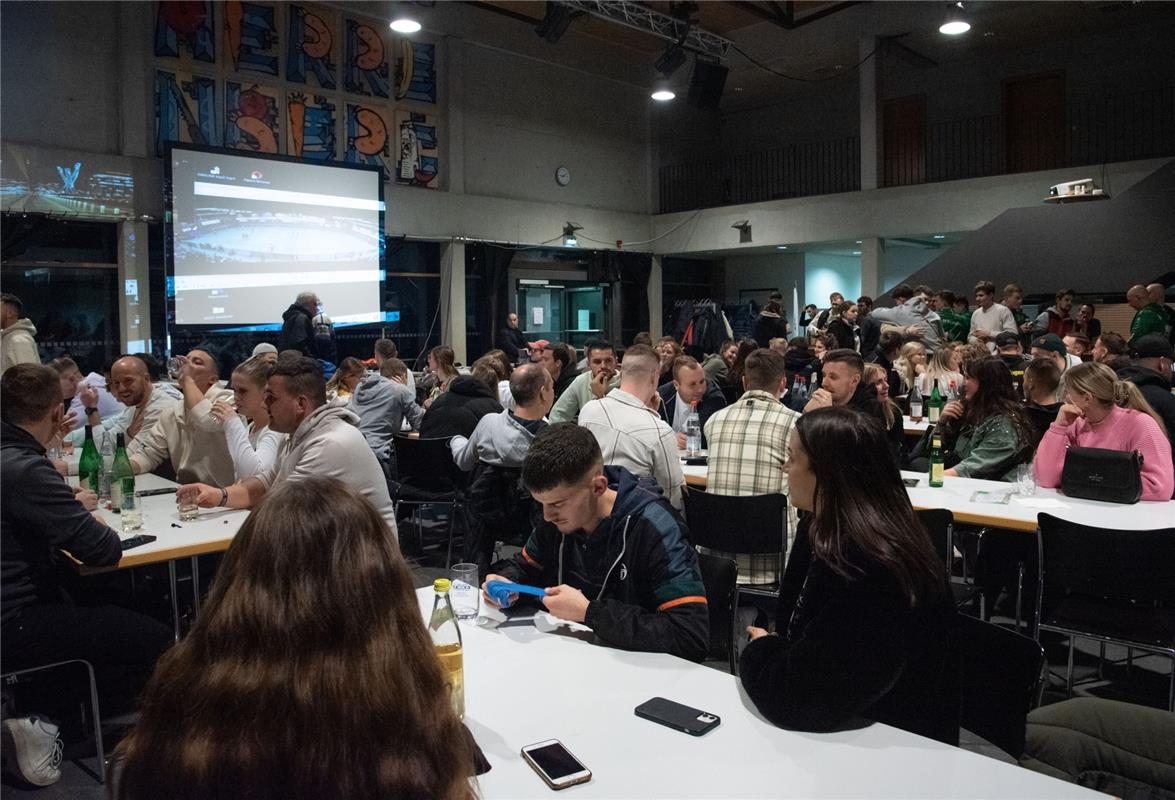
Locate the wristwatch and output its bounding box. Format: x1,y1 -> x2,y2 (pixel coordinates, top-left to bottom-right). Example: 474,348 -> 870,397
84,407 -> 99,416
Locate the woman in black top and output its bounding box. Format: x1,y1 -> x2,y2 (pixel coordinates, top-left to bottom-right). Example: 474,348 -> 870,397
741,406 -> 959,744
825,301 -> 861,352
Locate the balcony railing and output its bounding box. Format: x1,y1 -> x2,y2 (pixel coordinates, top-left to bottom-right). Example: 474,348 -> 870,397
657,85 -> 1175,213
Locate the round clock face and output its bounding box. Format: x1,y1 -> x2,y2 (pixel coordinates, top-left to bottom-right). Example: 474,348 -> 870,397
556,166 -> 571,186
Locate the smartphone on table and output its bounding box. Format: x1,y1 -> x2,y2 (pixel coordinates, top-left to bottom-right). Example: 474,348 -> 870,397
634,697 -> 721,736
520,739 -> 592,790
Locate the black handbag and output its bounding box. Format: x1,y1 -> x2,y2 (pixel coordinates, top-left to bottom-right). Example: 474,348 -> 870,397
1060,447 -> 1144,504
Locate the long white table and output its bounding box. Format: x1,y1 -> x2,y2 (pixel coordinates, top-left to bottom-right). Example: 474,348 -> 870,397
420,588 -> 1102,798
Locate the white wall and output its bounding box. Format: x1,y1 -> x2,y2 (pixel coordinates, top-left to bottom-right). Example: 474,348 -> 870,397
805,254 -> 861,307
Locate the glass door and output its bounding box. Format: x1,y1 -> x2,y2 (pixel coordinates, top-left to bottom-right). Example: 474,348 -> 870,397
516,284 -> 564,343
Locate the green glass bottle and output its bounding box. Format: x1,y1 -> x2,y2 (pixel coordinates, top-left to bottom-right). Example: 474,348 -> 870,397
78,425 -> 101,493
929,434 -> 945,488
927,381 -> 943,423
110,433 -> 134,512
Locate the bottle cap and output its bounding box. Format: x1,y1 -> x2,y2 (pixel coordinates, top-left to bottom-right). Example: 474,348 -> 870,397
433,578 -> 451,593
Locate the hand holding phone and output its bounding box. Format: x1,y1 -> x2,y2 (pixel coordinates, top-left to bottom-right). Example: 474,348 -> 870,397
521,739 -> 591,790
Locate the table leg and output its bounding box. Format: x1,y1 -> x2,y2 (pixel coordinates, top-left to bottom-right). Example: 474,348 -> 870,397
168,560 -> 180,642
191,555 -> 201,615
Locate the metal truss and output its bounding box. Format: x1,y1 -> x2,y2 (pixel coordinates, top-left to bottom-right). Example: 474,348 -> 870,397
558,1 -> 733,58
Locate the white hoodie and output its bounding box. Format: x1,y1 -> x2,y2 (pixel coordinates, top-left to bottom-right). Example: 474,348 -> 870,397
0,318 -> 39,374
259,403 -> 397,538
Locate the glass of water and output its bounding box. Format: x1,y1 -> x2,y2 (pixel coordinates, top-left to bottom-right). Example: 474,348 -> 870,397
178,498 -> 200,521
166,356 -> 186,380
1015,463 -> 1037,497
450,563 -> 480,620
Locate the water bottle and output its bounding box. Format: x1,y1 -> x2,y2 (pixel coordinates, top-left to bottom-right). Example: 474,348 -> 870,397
685,401 -> 702,456
429,579 -> 464,719
909,383 -> 923,422
98,431 -> 114,507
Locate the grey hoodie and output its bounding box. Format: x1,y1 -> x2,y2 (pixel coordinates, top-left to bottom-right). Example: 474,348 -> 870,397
450,409 -> 543,471
260,403 -> 397,537
349,373 -> 423,461
871,297 -> 944,352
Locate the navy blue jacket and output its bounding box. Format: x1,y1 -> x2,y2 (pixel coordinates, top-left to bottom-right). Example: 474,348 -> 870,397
657,380 -> 726,448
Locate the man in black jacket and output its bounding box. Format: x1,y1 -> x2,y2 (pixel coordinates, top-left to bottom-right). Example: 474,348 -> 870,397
1118,335 -> 1175,491
278,291 -> 318,356
482,423 -> 708,662
1,365 -> 171,781
419,362 -> 503,439
658,356 -> 726,449
495,311 -> 528,364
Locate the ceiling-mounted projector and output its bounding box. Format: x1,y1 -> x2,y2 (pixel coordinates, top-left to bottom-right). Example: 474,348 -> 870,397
1048,178 -> 1104,198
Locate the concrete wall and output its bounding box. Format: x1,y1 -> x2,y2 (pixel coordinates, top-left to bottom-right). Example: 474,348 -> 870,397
722,252 -> 805,304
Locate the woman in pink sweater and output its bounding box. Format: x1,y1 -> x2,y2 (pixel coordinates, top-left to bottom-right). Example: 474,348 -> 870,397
1034,362 -> 1173,500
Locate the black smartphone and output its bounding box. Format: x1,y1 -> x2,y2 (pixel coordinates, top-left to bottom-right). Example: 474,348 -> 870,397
684,456 -> 707,466
120,535 -> 157,551
634,697 -> 720,736
902,478 -> 920,488
520,739 -> 592,790
136,487 -> 177,497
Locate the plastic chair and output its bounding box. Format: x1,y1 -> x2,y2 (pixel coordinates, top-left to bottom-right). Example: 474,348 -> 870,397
391,435 -> 469,567
697,553 -> 739,674
0,660 -> 105,784
1034,513 -> 1175,711
682,491 -> 787,599
915,508 -> 983,614
957,614 -> 1047,758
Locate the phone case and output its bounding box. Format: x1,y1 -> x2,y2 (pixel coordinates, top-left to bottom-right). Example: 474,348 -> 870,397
634,697 -> 721,736
120,535 -> 157,551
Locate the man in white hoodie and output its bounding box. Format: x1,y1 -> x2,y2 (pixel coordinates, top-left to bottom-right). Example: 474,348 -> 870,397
0,293 -> 39,375
177,355 -> 397,537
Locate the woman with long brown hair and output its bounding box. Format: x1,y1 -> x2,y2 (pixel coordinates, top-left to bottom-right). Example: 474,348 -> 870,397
325,356 -> 366,401
935,356 -> 1035,480
741,406 -> 957,743
113,478 -> 475,800
425,345 -> 460,407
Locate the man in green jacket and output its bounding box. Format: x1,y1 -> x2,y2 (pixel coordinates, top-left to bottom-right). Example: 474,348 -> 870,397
548,340 -> 620,423
1127,284 -> 1169,347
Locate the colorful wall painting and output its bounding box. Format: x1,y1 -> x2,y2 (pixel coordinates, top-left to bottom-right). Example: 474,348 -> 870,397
286,4 -> 337,89
155,70 -> 220,155
155,1 -> 217,62
394,110 -> 438,188
345,102 -> 392,177
224,82 -> 280,153
287,92 -> 337,161
395,40 -> 437,104
224,1 -> 279,75
343,18 -> 389,98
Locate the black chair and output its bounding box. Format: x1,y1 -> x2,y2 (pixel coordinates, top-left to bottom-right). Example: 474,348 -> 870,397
958,614 -> 1047,759
682,491 -> 787,599
391,435 -> 469,568
1034,513 -> 1175,711
697,553 -> 739,674
915,508 -> 983,614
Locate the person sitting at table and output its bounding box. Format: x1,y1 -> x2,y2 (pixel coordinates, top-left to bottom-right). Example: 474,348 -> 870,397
1021,357 -> 1064,447
373,338 -> 416,398
917,346 -> 963,398
324,356 -> 365,401
803,349 -> 904,465
212,356 -> 285,481
1,364 -> 172,786
783,337 -> 820,387
483,423 -> 707,661
176,356 -> 398,535
1033,361 -> 1173,501
893,340 -> 926,396
704,348 -> 801,586
577,345 -> 685,510
725,338 -> 760,401
351,357 -> 424,476
655,337 -> 682,388
128,347 -> 236,486
64,355 -> 173,452
658,356 -> 726,450
932,357 -> 1034,481
741,406 -> 958,743
866,330 -> 904,399
1091,331 -> 1130,370
419,361 -> 503,440
549,340 -> 620,424
112,478 -> 479,800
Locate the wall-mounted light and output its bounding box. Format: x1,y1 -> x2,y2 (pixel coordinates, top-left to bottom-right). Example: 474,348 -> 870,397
563,222 -> 583,247
731,220 -> 752,243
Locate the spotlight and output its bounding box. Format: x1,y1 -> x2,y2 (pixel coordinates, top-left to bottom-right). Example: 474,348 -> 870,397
390,17 -> 421,34
655,44 -> 688,77
651,87 -> 676,102
536,2 -> 578,44
563,222 -> 582,248
939,2 -> 970,35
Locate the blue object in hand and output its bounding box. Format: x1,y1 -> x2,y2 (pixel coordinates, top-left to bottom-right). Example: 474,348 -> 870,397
485,580 -> 547,609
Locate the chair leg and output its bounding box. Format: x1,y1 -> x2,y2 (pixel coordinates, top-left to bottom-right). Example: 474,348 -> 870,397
1126,647 -> 1133,673
1066,636 -> 1075,697
729,592 -> 740,676
1097,642 -> 1105,681
445,503 -> 457,569
1014,561 -> 1024,632
84,663 -> 105,784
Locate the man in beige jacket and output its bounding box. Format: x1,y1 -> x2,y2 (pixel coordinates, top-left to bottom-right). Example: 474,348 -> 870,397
1,294 -> 39,375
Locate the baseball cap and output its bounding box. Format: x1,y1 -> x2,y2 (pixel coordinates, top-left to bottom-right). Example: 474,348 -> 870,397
994,332 -> 1020,349
252,342 -> 278,357
527,339 -> 551,350
1130,334 -> 1174,361
1031,333 -> 1067,356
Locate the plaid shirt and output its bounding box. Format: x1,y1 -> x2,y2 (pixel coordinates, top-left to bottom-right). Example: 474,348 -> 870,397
701,390 -> 801,585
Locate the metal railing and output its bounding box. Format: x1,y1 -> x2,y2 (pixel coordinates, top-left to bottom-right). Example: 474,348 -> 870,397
657,85 -> 1175,212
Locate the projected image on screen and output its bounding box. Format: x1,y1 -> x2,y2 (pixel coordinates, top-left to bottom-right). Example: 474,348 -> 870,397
169,148 -> 382,326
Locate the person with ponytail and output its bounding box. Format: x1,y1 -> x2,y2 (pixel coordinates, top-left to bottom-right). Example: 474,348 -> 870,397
1033,361 -> 1173,500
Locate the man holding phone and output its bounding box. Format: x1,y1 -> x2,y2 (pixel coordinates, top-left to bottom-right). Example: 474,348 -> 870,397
548,340 -> 620,424
482,422 -> 708,662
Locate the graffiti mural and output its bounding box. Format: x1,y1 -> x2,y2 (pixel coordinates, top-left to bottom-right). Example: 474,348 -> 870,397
224,1 -> 279,75
225,82 -> 280,153
395,40 -> 437,104
155,70 -> 220,154
343,18 -> 389,98
287,92 -> 337,161
286,4 -> 337,89
155,1 -> 217,62
345,102 -> 391,177
394,110 -> 438,188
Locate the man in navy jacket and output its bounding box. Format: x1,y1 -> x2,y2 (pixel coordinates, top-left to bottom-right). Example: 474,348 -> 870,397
658,356 -> 726,449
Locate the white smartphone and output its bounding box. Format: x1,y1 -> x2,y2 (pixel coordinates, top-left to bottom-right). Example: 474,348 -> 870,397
520,739 -> 592,790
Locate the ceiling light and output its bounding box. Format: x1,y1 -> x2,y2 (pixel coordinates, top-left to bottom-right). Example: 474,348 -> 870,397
776,245 -> 788,250
852,250 -> 862,255
855,240 -> 862,244
651,88 -> 676,102
390,17 -> 421,34
933,234 -> 946,239
939,20 -> 970,34
562,222 -> 582,248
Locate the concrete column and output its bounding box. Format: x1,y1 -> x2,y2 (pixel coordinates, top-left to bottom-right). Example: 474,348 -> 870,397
859,35 -> 879,191
648,255 -> 663,339
860,237 -> 882,299
441,240 -> 467,363
118,221 -> 151,352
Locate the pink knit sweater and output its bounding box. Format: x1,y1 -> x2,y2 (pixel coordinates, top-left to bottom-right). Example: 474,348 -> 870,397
1033,404 -> 1174,501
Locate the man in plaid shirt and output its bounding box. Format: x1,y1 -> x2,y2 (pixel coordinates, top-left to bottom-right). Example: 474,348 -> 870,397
703,348 -> 800,585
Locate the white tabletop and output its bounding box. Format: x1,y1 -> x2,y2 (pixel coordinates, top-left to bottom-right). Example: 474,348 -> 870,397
421,588 -> 1101,798
904,415 -> 930,435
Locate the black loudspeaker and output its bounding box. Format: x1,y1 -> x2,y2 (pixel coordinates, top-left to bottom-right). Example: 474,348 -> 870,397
688,61 -> 728,109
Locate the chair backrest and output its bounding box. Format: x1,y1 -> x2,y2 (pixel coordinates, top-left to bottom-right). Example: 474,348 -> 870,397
696,552 -> 738,670
1036,513 -> 1175,608
915,508 -> 954,568
682,490 -> 787,555
957,614 -> 1046,758
392,435 -> 464,492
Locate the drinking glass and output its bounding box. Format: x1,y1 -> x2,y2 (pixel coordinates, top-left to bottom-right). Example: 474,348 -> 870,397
450,563 -> 480,620
1015,463 -> 1037,497
166,356 -> 186,380
178,498 -> 200,521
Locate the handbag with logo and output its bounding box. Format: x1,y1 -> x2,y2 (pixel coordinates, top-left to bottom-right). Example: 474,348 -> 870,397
1060,447 -> 1143,504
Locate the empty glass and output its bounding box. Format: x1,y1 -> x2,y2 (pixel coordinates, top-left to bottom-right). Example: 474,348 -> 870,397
1015,463 -> 1037,497
450,563 -> 480,620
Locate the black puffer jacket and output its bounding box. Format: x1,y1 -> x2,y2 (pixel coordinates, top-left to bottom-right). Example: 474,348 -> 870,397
278,303 -> 314,356
419,376 -> 503,439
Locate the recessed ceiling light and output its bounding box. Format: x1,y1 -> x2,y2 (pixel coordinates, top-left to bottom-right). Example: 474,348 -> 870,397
390,17 -> 421,33
855,240 -> 862,244
651,89 -> 676,102
933,234 -> 946,239
776,245 -> 788,250
939,20 -> 970,35
852,250 -> 862,255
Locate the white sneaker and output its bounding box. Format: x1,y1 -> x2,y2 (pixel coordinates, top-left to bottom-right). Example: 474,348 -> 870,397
1,716 -> 63,786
